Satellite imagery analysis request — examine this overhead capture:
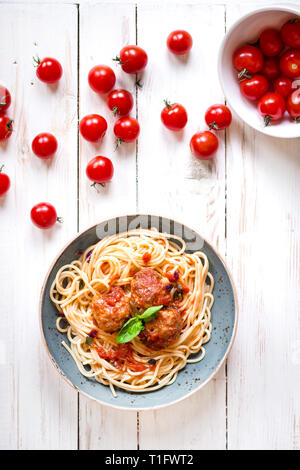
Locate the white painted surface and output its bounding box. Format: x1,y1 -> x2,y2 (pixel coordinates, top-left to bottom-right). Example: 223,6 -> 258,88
78,2 -> 137,450
226,3 -> 300,451
0,0 -> 299,450
137,2 -> 227,450
0,3 -> 78,450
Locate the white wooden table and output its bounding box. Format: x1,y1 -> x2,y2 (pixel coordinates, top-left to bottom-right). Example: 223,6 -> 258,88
1,0 -> 299,450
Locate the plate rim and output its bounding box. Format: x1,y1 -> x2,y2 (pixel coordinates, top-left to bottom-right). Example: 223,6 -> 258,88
39,213 -> 239,411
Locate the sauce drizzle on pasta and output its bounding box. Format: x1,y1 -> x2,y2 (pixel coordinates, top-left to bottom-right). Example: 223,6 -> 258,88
50,228 -> 214,396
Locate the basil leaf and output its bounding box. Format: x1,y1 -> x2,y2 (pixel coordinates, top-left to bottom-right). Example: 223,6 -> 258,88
138,305 -> 163,323
116,306 -> 163,344
85,336 -> 93,346
116,317 -> 144,344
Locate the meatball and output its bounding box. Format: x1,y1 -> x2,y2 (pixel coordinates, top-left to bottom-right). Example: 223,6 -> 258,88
131,268 -> 171,309
140,306 -> 183,349
91,286 -> 130,333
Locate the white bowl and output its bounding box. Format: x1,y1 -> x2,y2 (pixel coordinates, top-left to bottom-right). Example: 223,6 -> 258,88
218,6 -> 300,138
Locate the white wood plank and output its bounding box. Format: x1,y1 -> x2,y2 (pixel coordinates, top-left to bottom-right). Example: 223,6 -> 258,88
0,4 -> 78,449
139,373 -> 226,450
78,2 -> 138,450
0,0 -> 284,6
137,3 -> 227,449
226,3 -> 300,451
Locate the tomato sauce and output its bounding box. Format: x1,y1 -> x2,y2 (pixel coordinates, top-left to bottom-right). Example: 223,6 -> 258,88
142,252 -> 151,264
181,283 -> 190,294
166,271 -> 178,282
94,343 -> 152,373
166,271 -> 189,293
105,287 -> 123,306
129,267 -> 139,276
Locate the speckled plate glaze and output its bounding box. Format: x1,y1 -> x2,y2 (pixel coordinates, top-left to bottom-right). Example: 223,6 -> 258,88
40,215 -> 238,410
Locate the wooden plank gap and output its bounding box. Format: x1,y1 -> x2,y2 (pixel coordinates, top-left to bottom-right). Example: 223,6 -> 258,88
135,3 -> 139,213
135,3 -> 140,449
77,2 -> 80,234
224,4 -> 229,452
76,3 -> 80,450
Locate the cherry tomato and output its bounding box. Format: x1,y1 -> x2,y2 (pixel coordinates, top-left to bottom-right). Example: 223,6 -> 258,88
190,131 -> 218,159
204,104 -> 232,130
0,115 -> 13,141
114,117 -> 140,144
88,65 -> 116,94
280,49 -> 300,78
233,45 -> 264,76
257,92 -> 286,126
32,133 -> 58,159
161,100 -> 188,131
286,88 -> 300,120
259,28 -> 283,57
31,202 -> 60,229
281,20 -> 300,48
35,57 -> 63,84
261,57 -> 280,80
167,30 -> 193,55
0,165 -> 10,196
107,89 -> 134,116
79,114 -> 107,142
86,156 -> 114,185
0,86 -> 11,113
115,46 -> 148,74
240,75 -> 269,101
273,76 -> 293,99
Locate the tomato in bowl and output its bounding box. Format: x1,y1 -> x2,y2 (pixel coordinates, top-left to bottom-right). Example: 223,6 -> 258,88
218,6 -> 300,138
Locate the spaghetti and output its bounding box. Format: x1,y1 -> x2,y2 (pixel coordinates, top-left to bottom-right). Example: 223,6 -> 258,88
50,228 -> 214,396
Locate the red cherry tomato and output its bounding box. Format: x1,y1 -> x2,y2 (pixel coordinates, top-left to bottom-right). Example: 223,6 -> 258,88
114,117 -> 140,144
233,45 -> 264,76
257,92 -> 286,126
88,65 -> 116,94
240,75 -> 269,101
116,46 -> 148,74
280,49 -> 300,78
273,76 -> 293,99
0,165 -> 10,196
286,88 -> 300,120
0,115 -> 13,141
32,133 -> 58,159
281,20 -> 300,48
167,30 -> 193,55
261,57 -> 280,80
204,104 -> 232,130
79,114 -> 107,142
31,202 -> 60,229
161,101 -> 188,131
86,156 -> 114,184
259,28 -> 283,57
190,131 -> 218,159
35,57 -> 63,84
0,86 -> 11,113
107,89 -> 134,116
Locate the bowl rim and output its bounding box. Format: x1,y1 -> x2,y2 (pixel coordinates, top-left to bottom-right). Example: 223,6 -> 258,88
218,5 -> 300,139
39,213 -> 239,411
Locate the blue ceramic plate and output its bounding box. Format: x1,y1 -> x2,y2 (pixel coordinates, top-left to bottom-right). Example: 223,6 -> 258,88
40,215 -> 238,410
